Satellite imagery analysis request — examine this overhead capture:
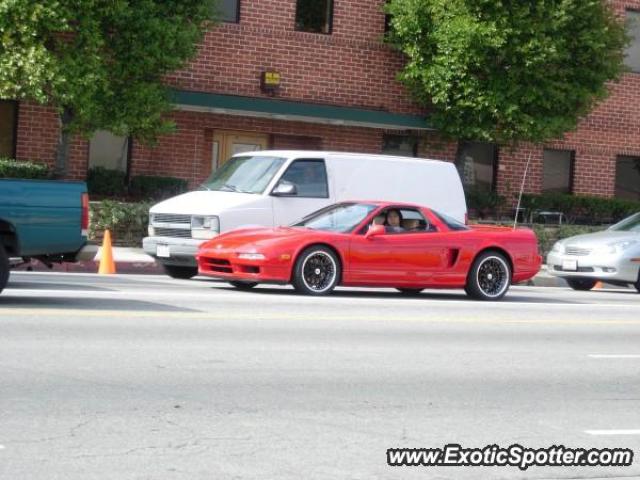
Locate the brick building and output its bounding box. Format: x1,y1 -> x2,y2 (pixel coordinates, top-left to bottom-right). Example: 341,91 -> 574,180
1,0 -> 639,202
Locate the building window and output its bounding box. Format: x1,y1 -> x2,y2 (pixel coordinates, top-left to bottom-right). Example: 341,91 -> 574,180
0,100 -> 18,158
615,155 -> 640,200
455,142 -> 498,191
542,149 -> 574,194
219,0 -> 240,23
625,10 -> 640,72
382,134 -> 417,157
89,131 -> 129,172
295,0 -> 333,34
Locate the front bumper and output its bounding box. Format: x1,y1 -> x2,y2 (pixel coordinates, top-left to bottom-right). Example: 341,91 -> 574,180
546,251 -> 640,283
197,249 -> 291,283
143,236 -> 205,267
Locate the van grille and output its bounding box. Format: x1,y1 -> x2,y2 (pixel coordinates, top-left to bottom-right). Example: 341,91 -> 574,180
153,213 -> 191,225
154,227 -> 192,239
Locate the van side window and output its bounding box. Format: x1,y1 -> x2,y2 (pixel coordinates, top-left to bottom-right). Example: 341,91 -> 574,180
275,159 -> 329,198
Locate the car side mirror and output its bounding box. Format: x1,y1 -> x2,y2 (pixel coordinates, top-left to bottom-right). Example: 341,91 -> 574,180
271,180 -> 297,196
365,224 -> 385,239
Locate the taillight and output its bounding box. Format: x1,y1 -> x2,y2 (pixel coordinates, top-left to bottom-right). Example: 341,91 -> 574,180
81,192 -> 89,236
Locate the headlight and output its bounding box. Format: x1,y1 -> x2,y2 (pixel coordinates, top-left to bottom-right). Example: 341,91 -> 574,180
191,216 -> 220,240
602,240 -> 638,254
551,242 -> 564,254
237,253 -> 265,260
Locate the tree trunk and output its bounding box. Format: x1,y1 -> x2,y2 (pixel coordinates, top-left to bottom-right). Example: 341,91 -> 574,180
54,107 -> 74,178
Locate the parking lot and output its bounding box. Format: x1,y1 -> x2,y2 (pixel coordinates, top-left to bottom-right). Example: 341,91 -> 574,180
1,272 -> 639,479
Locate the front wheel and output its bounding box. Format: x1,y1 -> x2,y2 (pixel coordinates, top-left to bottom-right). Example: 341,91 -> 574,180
465,251 -> 511,301
566,278 -> 597,291
163,265 -> 198,279
229,281 -> 258,290
0,244 -> 9,294
292,246 -> 341,295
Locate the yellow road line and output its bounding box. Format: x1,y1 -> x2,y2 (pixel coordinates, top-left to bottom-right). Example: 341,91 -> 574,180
1,308 -> 640,326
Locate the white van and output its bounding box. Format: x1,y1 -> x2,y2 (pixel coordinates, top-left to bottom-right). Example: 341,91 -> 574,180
143,150 -> 467,278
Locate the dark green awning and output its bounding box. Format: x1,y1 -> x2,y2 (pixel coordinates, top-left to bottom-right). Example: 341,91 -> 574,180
171,89 -> 431,130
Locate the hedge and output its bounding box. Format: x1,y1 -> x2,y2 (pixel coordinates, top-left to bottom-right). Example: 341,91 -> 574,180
129,175 -> 188,200
89,200 -> 151,246
520,193 -> 640,224
0,158 -> 50,179
87,167 -> 128,197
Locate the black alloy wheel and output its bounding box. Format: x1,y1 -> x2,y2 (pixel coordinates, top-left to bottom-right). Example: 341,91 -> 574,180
465,251 -> 511,301
292,246 -> 341,295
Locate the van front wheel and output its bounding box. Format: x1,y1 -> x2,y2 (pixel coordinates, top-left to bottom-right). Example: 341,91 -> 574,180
0,244 -> 9,294
163,265 -> 198,279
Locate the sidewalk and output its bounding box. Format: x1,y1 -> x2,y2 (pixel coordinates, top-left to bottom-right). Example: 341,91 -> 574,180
14,247 -> 568,286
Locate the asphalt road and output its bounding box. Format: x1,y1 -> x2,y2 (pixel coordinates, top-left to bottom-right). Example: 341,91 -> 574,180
1,272 -> 640,480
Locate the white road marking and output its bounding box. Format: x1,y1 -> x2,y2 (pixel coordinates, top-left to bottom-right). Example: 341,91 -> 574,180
588,354 -> 640,359
585,429 -> 640,436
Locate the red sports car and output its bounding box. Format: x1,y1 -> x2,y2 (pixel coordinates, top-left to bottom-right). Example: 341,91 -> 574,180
197,202 -> 541,300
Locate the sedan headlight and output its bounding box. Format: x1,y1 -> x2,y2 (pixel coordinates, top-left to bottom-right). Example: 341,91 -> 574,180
550,241 -> 564,254
237,253 -> 265,260
191,216 -> 220,240
601,240 -> 638,255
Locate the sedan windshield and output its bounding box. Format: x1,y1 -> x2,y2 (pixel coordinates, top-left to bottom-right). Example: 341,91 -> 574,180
293,203 -> 377,233
202,155 -> 286,194
609,212 -> 640,232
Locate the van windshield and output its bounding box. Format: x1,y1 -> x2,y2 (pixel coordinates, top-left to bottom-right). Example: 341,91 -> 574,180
202,155 -> 286,194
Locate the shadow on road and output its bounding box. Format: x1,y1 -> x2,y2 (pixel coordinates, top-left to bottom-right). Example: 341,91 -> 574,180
0,296 -> 198,312
7,281 -> 116,292
207,284 -> 580,304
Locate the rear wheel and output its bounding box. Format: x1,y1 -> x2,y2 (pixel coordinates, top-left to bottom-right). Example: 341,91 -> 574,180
396,288 -> 424,295
0,244 -> 9,294
292,246 -> 341,295
634,272 -> 640,293
163,265 -> 198,279
465,251 -> 511,301
229,281 -> 258,290
566,278 -> 597,291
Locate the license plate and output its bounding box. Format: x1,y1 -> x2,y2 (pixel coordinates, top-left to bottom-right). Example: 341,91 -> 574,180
157,244 -> 170,258
562,259 -> 577,271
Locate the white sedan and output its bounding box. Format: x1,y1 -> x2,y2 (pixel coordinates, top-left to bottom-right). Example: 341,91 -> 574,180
546,212 -> 640,292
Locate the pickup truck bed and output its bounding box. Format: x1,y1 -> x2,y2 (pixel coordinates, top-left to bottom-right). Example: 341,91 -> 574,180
0,179 -> 89,293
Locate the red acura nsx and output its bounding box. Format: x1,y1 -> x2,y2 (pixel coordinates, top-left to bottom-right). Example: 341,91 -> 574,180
197,202 -> 541,300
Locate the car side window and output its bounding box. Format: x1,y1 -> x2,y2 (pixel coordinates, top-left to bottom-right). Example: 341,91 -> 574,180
360,207 -> 434,234
275,159 -> 329,198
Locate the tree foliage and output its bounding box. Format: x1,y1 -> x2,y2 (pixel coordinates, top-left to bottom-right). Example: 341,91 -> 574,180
0,0 -> 216,174
386,0 -> 628,144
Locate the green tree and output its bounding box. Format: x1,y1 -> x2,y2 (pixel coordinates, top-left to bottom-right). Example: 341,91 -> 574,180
386,0 -> 628,144
0,0 -> 216,176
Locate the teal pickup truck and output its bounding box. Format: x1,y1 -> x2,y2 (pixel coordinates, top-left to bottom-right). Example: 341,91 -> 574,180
0,179 -> 90,294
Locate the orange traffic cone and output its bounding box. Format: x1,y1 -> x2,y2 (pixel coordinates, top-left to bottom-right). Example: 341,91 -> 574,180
98,230 -> 116,274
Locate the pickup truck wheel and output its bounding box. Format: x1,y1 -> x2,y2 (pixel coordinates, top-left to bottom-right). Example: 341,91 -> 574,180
292,246 -> 340,295
566,278 -> 597,291
465,251 -> 511,301
0,244 -> 9,294
229,281 -> 258,290
163,265 -> 198,279
396,288 -> 424,295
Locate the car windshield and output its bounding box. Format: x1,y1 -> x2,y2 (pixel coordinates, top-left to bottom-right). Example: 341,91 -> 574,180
609,212 -> 640,232
201,155 -> 286,194
293,203 -> 377,233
